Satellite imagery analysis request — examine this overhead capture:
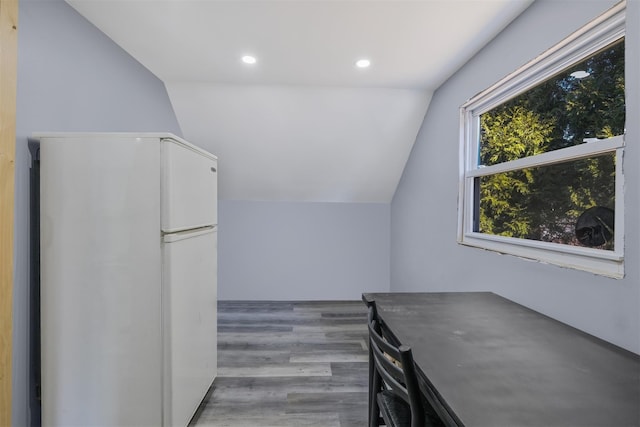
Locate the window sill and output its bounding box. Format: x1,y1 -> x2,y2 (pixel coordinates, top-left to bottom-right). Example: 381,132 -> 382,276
459,233 -> 624,279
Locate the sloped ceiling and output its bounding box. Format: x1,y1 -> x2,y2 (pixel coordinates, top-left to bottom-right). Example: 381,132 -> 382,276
65,0 -> 533,202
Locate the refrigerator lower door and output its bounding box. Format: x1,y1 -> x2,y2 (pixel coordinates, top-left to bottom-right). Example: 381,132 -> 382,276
162,228 -> 217,427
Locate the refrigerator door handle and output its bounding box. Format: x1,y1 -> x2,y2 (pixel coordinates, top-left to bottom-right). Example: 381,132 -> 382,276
162,225 -> 216,243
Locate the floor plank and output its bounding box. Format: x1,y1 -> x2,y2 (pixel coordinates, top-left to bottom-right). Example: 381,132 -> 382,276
191,300 -> 369,427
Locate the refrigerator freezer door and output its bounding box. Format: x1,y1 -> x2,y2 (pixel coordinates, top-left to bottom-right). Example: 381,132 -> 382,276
163,229 -> 217,427
162,138 -> 217,233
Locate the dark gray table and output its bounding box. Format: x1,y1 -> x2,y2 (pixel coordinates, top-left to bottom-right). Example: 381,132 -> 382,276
363,292 -> 640,427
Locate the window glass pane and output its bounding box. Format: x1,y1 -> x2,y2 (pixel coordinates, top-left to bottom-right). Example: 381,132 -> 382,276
475,154 -> 615,250
479,39 -> 624,167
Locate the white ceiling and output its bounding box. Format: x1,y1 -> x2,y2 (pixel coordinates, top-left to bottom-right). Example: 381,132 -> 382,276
66,0 -> 533,202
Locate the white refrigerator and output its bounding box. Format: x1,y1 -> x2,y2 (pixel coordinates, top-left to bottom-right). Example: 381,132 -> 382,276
37,133 -> 218,427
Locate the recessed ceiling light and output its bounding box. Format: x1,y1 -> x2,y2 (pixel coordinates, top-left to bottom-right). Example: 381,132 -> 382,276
355,59 -> 371,68
570,70 -> 590,79
242,55 -> 257,65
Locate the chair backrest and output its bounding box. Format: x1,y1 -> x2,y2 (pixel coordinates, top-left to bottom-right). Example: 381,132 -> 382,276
368,318 -> 424,427
365,301 -> 378,427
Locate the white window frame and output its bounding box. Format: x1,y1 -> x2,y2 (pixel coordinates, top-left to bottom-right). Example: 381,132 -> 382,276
457,1 -> 626,278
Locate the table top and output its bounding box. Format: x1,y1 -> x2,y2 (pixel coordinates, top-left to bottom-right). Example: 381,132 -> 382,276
363,292 -> 640,427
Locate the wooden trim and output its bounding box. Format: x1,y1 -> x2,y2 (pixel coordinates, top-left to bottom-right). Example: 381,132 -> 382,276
0,0 -> 18,424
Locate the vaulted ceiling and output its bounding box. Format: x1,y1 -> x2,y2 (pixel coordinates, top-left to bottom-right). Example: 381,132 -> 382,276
66,0 -> 533,202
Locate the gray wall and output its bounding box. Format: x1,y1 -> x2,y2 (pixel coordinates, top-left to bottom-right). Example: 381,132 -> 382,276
13,0 -> 182,424
218,200 -> 390,300
391,0 -> 640,355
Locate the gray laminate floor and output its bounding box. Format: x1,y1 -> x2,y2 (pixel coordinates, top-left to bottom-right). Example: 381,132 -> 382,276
190,300 -> 370,427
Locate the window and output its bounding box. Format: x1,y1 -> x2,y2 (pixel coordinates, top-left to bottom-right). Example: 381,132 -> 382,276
458,2 -> 625,278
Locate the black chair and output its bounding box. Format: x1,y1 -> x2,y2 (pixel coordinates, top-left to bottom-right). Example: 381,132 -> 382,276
364,296 -> 381,426
368,317 -> 442,427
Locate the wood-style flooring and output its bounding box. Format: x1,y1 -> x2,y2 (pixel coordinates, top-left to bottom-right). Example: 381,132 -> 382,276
190,300 -> 370,427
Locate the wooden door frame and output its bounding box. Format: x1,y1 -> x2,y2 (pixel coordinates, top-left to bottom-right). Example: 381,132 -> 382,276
1,0 -> 18,424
